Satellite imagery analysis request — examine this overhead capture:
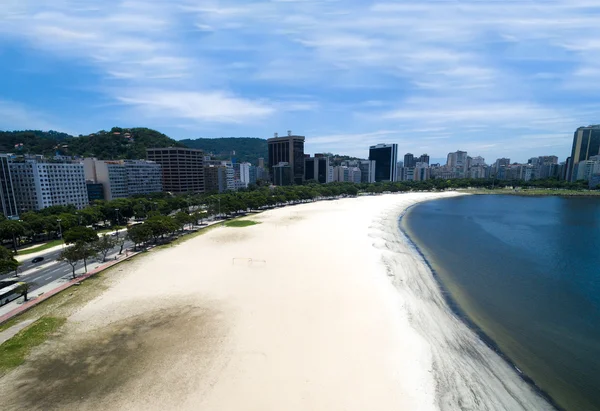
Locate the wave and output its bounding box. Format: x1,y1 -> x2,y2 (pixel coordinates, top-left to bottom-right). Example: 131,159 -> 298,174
369,200 -> 556,411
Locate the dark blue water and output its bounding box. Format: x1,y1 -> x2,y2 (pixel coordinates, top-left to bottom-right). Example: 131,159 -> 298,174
403,195 -> 600,411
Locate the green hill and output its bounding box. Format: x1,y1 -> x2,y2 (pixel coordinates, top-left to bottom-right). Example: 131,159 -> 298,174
1,128 -> 269,164
180,137 -> 267,165
0,127 -> 184,160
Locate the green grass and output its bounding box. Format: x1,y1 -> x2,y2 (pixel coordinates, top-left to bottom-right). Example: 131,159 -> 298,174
224,220 -> 260,228
17,239 -> 64,256
0,316 -> 66,373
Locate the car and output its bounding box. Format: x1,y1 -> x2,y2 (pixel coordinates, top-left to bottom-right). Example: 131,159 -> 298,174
31,256 -> 44,264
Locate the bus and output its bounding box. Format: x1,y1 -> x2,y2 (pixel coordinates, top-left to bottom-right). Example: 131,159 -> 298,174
0,281 -> 24,306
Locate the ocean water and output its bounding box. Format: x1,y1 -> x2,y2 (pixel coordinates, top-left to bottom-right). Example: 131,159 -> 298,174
402,195 -> 600,411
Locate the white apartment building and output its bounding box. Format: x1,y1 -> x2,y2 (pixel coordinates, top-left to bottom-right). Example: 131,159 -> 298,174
10,160 -> 88,212
239,162 -> 252,188
84,158 -> 162,200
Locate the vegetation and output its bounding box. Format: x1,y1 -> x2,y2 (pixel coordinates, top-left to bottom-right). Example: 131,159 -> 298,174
14,281 -> 35,302
0,246 -> 20,275
15,239 -> 64,256
179,137 -> 267,165
94,235 -> 117,262
63,226 -> 99,245
0,127 -> 185,160
224,220 -> 260,227
0,316 -> 66,373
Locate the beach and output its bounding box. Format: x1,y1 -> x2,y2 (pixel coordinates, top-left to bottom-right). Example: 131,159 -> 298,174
0,192 -> 553,410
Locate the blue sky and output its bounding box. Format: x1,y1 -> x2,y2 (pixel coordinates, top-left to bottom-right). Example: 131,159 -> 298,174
1,0 -> 599,163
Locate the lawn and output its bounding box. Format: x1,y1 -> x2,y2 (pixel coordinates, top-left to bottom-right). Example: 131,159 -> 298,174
224,220 -> 260,228
17,239 -> 64,255
0,316 -> 66,374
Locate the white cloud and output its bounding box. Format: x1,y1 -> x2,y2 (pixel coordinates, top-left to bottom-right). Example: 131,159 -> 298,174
1,0 -> 599,161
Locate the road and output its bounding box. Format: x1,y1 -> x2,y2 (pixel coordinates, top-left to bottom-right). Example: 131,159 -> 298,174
10,239 -> 133,295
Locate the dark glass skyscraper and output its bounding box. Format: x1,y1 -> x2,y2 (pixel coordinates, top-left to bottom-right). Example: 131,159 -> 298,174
567,125 -> 600,181
0,155 -> 18,219
267,133 -> 305,185
369,144 -> 398,182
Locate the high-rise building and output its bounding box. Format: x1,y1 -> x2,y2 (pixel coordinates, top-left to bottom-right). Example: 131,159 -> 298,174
0,154 -> 18,219
10,159 -> 88,212
272,162 -> 293,186
404,153 -> 415,168
358,160 -> 376,183
494,158 -> 511,172
369,144 -> 398,182
418,154 -> 430,165
239,162 -> 254,188
147,148 -> 205,194
203,165 -> 228,193
567,125 -> 600,181
258,158 -> 265,168
470,156 -> 486,167
84,159 -> 127,201
267,132 -> 305,185
304,154 -> 331,183
84,158 -> 162,200
447,150 -> 468,168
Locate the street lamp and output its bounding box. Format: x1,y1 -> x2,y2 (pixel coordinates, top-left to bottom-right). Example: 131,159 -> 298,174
57,218 -> 64,248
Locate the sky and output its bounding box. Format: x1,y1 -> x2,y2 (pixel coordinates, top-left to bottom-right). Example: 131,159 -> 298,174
1,0 -> 599,163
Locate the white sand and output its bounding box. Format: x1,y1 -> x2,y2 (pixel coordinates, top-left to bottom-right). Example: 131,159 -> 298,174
4,192 -> 555,410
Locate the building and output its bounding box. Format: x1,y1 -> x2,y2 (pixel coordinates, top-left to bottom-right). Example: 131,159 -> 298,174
147,147 -> 205,194
401,167 -> 415,181
333,166 -> 350,182
124,160 -> 162,197
369,144 -> 398,182
267,132 -> 305,185
239,162 -> 254,188
84,159 -> 127,201
304,154 -> 331,183
418,154 -> 430,165
203,165 -> 227,193
567,125 -> 600,181
414,163 -> 430,181
0,154 -> 18,219
404,153 -> 415,168
575,158 -> 600,181
447,150 -> 468,168
258,158 -> 265,168
494,158 -> 511,173
10,159 -> 88,212
471,156 -> 486,167
83,159 -> 162,200
272,162 -> 293,186
86,182 -> 105,203
358,160 -> 376,183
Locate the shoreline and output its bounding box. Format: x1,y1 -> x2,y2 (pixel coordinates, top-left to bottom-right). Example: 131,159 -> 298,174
398,201 -> 564,411
0,192 -> 555,410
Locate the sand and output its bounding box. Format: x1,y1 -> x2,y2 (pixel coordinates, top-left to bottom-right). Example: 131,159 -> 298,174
0,192 -> 554,411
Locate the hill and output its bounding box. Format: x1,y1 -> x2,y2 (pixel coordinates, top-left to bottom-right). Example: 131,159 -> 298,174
180,137 -> 267,165
0,127 -> 184,160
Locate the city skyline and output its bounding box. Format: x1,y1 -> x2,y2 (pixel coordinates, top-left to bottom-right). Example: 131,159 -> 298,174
1,1 -> 599,163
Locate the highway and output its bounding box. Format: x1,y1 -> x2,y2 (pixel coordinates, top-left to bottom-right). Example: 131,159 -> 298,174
10,238 -> 134,295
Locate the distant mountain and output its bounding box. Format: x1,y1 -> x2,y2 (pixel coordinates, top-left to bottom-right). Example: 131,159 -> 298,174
0,127 -> 184,160
180,137 -> 267,165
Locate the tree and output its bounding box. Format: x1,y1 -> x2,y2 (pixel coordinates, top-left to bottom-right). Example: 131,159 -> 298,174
14,281 -> 35,302
94,235 -> 117,262
80,243 -> 97,272
0,246 -> 20,276
0,220 -> 26,252
63,226 -> 99,245
59,245 -> 84,279
174,211 -> 190,232
127,224 -> 152,250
